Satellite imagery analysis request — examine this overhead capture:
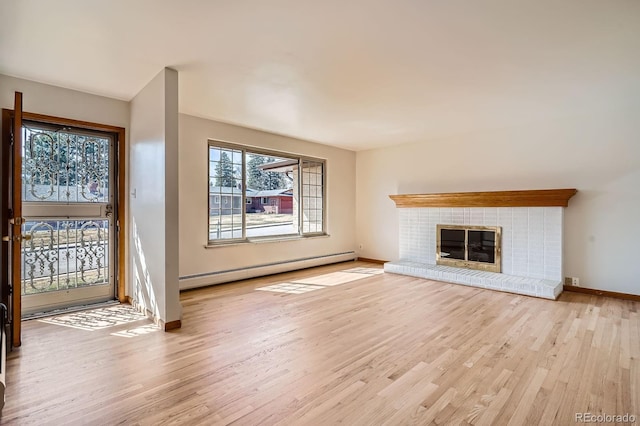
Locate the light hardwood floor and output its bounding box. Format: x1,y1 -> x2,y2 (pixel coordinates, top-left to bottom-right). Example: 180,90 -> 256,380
3,261 -> 639,425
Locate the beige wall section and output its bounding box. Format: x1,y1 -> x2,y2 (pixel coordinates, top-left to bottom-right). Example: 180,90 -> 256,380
0,73 -> 129,130
356,107 -> 640,295
129,68 -> 181,324
178,113 -> 356,284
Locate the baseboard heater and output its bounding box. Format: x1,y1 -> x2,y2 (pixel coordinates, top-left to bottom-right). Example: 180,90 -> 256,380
179,251 -> 357,290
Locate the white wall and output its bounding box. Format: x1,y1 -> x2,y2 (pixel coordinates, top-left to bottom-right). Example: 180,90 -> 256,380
356,107 -> 640,295
0,74 -> 129,131
129,68 -> 181,324
178,113 -> 356,286
4,73 -> 638,297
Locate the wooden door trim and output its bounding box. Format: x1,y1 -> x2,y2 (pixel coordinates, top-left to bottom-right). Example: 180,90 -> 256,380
1,109 -> 13,347
1,109 -> 127,305
1,110 -> 11,314
11,93 -> 23,347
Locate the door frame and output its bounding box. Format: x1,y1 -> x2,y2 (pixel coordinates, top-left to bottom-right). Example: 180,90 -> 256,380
1,110 -> 127,327
0,108 -> 12,340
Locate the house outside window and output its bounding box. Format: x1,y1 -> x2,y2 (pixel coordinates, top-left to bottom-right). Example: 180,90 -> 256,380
208,141 -> 325,243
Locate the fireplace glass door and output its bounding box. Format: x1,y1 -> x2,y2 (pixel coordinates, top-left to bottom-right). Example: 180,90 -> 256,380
468,230 -> 496,263
440,229 -> 465,260
436,225 -> 501,273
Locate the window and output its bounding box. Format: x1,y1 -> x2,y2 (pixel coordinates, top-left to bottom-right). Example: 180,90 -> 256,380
208,141 -> 325,243
301,160 -> 324,234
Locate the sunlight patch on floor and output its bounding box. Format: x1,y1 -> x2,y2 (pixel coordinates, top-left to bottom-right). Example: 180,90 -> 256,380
257,268 -> 384,294
39,305 -> 148,331
343,267 -> 385,275
292,271 -> 372,286
256,283 -> 325,294
111,323 -> 160,338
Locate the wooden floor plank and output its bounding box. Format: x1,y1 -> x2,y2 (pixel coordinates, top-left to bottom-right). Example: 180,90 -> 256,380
3,261 -> 639,424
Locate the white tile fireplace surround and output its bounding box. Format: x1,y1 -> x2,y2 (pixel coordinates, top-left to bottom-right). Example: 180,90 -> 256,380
384,190 -> 577,300
385,207 -> 563,299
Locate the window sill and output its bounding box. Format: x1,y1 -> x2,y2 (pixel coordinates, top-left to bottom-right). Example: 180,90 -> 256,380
204,233 -> 329,248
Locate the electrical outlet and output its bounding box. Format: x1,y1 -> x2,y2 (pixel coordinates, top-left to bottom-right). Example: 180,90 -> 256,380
571,277 -> 580,287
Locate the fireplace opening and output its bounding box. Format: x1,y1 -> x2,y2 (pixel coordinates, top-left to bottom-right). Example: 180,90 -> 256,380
436,225 -> 501,273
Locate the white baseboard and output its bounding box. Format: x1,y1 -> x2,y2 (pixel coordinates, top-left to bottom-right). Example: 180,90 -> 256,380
179,251 -> 357,290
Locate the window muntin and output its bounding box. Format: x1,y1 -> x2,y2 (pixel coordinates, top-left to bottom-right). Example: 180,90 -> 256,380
208,146 -> 243,240
301,160 -> 324,235
207,141 -> 325,244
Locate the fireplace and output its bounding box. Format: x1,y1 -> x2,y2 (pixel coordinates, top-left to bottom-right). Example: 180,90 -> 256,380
436,225 -> 501,273
385,189 -> 577,299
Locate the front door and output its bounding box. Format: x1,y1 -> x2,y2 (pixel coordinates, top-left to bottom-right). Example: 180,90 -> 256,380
20,120 -> 116,316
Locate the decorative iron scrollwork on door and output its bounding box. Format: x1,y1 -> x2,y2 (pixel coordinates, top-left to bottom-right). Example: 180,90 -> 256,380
24,131 -> 56,201
22,126 -> 110,203
79,138 -> 109,202
77,221 -> 106,283
22,222 -> 57,292
21,220 -> 109,295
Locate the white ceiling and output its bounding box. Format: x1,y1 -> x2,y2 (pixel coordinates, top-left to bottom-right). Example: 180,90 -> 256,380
1,0 -> 638,151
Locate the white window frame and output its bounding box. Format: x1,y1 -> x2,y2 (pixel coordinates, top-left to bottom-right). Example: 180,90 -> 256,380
207,140 -> 326,245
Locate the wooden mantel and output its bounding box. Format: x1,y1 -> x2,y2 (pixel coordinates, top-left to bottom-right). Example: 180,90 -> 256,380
389,189 -> 578,208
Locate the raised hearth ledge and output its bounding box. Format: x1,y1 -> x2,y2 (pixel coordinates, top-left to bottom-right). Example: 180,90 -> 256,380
389,188 -> 577,208
384,261 -> 563,300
